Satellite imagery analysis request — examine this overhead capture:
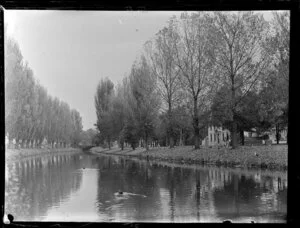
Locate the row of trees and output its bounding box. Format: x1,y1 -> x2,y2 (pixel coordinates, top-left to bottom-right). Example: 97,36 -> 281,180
95,11 -> 289,149
5,31 -> 83,148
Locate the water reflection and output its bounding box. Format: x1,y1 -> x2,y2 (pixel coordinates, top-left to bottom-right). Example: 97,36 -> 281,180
5,153 -> 83,221
5,153 -> 287,222
94,156 -> 287,222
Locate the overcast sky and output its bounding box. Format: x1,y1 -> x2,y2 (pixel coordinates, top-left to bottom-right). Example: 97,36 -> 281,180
4,10 -> 277,130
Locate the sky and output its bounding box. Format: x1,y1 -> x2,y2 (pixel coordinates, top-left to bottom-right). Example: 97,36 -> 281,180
4,10 -> 278,130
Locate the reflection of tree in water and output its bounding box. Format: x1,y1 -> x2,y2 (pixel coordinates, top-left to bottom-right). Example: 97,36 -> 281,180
95,156 -> 286,222
96,156 -> 162,221
213,172 -> 287,221
164,166 -> 196,222
154,164 -> 219,222
96,157 -> 208,222
5,153 -> 83,221
257,175 -> 287,218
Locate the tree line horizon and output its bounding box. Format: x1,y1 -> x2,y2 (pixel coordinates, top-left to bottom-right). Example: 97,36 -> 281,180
5,26 -> 83,148
94,11 -> 289,150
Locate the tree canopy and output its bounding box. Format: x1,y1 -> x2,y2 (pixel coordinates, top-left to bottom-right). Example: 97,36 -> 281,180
5,33 -> 83,148
93,11 -> 289,150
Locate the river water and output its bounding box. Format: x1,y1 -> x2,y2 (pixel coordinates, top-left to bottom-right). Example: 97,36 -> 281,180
5,151 -> 287,223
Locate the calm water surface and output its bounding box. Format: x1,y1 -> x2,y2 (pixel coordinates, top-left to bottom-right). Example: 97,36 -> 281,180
5,151 -> 287,223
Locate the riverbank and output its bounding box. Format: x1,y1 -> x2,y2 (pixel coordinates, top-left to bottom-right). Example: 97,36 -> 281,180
91,145 -> 287,171
128,156 -> 287,182
5,147 -> 82,163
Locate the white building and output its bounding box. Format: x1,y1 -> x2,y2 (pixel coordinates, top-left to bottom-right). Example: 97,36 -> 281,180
202,126 -> 230,147
243,128 -> 258,138
269,127 -> 288,144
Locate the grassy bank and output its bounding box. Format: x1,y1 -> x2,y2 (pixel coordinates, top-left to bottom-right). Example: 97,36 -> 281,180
5,147 -> 82,163
91,145 -> 287,171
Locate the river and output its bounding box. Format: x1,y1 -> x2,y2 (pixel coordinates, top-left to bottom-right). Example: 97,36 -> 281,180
5,151 -> 287,223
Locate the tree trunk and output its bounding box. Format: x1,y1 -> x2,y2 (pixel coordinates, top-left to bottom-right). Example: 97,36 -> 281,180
230,74 -> 238,149
168,102 -> 175,148
25,140 -> 29,148
119,135 -> 124,150
15,138 -> 18,149
145,132 -> 149,151
16,138 -> 20,149
169,136 -> 174,149
179,129 -> 183,146
286,105 -> 289,145
276,124 -> 280,144
240,130 -> 244,146
39,138 -> 43,148
231,120 -> 238,149
141,139 -> 144,148
193,98 -> 200,149
8,139 -> 12,149
21,139 -> 25,148
108,137 -> 111,150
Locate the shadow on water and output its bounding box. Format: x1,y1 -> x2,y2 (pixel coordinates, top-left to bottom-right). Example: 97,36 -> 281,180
5,152 -> 287,222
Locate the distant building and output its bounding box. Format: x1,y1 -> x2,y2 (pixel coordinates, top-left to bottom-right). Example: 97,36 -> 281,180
244,128 -> 258,138
202,126 -> 230,147
268,127 -> 288,144
202,125 -> 289,146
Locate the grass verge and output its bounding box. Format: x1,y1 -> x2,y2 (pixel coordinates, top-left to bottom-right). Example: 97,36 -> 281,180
91,145 -> 287,171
